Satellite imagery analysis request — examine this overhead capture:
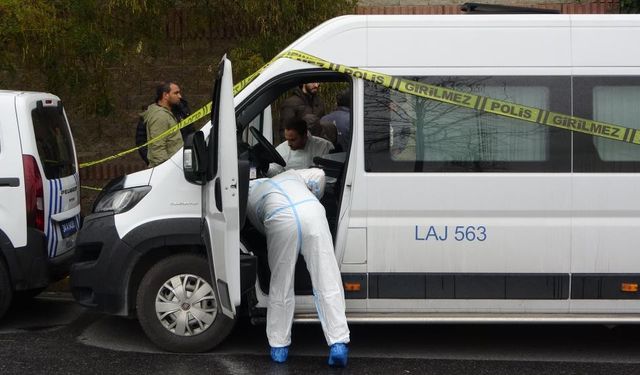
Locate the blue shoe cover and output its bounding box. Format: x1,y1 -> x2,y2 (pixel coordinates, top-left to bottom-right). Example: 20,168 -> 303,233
270,346 -> 289,363
328,343 -> 348,367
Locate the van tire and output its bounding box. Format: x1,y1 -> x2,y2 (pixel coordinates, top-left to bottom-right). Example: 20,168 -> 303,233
0,258 -> 12,319
136,253 -> 235,353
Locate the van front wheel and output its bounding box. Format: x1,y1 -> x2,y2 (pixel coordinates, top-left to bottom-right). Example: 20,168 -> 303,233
136,254 -> 235,352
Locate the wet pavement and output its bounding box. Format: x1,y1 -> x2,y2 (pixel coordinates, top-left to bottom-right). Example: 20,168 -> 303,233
2,294 -> 640,374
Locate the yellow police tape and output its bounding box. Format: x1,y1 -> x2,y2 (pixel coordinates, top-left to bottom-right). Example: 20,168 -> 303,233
78,52 -> 284,169
78,103 -> 210,169
79,49 -> 640,170
282,50 -> 640,145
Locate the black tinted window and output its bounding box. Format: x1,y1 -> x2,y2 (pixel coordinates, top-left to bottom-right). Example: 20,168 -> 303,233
31,104 -> 75,178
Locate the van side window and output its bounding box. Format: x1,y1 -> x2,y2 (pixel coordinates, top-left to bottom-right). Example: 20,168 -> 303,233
363,76 -> 571,172
31,106 -> 76,179
573,77 -> 640,172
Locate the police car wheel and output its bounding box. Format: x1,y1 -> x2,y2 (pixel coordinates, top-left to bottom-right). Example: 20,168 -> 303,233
136,253 -> 235,353
0,258 -> 12,319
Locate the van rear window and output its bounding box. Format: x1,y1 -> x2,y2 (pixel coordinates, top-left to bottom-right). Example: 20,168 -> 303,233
31,105 -> 75,178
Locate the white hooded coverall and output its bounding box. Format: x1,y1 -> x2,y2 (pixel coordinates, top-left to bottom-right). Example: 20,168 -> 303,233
247,169 -> 350,348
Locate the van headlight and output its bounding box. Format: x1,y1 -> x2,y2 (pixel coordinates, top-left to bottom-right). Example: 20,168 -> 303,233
93,186 -> 151,214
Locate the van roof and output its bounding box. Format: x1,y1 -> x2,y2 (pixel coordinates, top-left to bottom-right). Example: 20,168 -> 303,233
233,13 -> 640,104
279,14 -> 640,69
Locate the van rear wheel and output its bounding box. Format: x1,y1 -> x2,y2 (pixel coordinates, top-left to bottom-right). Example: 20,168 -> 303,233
0,258 -> 13,319
136,254 -> 235,352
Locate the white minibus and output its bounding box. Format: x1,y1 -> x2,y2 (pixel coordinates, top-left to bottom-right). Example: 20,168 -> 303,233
71,14 -> 640,352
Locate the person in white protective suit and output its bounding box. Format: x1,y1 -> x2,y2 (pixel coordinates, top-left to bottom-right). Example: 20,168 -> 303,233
247,168 -> 350,367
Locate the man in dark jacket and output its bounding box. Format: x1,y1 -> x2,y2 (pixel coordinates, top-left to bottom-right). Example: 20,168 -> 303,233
136,97 -> 192,166
142,81 -> 183,167
279,83 -> 325,141
321,88 -> 351,152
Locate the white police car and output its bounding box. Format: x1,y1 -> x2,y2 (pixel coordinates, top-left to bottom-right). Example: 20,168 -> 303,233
0,91 -> 80,318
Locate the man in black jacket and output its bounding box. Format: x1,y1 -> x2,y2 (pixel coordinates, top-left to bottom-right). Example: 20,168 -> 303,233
278,83 -> 325,141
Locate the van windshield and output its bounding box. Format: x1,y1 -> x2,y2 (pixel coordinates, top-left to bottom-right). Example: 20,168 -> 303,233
31,105 -> 76,179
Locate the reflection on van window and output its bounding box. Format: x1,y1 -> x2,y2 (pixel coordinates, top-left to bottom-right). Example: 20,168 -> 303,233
593,86 -> 640,162
364,76 -> 571,173
31,106 -> 75,178
572,77 -> 640,173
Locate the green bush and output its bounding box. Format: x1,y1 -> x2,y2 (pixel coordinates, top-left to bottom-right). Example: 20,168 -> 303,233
228,0 -> 357,79
621,0 -> 640,13
0,0 -> 356,118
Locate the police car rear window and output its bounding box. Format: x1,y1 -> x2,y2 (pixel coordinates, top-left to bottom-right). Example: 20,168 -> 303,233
31,104 -> 75,179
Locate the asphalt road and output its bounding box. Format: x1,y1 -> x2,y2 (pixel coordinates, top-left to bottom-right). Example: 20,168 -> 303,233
2,294 -> 640,374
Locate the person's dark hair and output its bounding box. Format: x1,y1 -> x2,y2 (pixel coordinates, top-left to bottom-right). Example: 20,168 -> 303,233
284,118 -> 308,136
337,88 -> 351,107
155,81 -> 176,103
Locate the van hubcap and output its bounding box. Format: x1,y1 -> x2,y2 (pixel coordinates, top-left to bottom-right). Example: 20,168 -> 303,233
155,274 -> 217,336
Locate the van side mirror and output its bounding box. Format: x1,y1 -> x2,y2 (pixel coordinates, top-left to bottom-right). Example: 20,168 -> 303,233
183,131 -> 208,185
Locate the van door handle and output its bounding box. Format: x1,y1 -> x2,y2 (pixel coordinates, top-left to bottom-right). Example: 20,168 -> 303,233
0,178 -> 20,187
215,178 -> 223,212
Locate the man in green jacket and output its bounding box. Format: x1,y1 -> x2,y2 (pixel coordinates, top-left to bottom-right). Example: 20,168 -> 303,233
142,81 -> 184,167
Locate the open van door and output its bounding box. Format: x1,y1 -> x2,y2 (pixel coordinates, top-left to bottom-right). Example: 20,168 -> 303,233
132,57 -> 239,352
203,56 -> 240,318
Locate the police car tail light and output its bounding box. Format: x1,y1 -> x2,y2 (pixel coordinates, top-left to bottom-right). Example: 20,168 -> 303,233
23,155 -> 45,231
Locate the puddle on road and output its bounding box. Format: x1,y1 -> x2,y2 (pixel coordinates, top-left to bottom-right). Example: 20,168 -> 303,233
0,295 -> 84,334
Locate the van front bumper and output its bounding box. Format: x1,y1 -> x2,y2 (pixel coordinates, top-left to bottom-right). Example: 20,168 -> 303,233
70,212 -> 134,316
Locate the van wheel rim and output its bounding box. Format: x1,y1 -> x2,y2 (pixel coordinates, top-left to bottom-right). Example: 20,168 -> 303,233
155,274 -> 217,336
